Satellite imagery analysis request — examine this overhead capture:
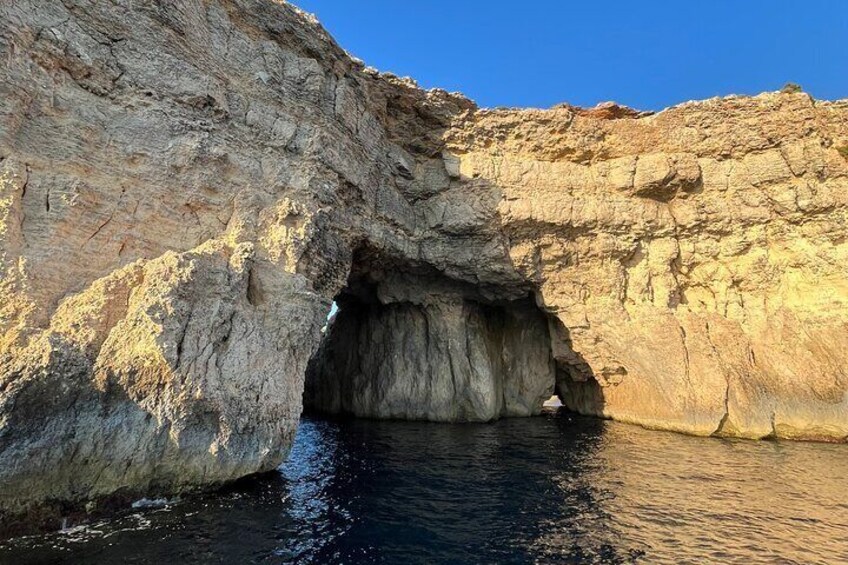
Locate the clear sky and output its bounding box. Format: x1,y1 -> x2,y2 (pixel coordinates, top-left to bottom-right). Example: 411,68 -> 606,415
290,0 -> 848,111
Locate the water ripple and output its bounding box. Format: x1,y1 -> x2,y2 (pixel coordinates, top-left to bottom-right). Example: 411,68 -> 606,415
2,414 -> 847,564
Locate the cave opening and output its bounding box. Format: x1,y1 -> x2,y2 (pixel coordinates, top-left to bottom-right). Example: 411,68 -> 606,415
303,246 -> 585,423
542,395 -> 563,411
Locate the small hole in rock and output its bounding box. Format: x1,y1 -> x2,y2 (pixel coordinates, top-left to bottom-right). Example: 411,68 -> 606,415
541,395 -> 563,411
321,301 -> 339,334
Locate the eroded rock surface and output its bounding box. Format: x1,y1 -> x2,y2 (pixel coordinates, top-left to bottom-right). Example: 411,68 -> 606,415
1,0 -> 847,532
0,0 -> 476,529
306,289 -> 554,422
446,96 -> 848,441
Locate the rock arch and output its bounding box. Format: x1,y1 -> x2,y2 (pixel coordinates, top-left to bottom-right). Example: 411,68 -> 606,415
1,0 -> 847,534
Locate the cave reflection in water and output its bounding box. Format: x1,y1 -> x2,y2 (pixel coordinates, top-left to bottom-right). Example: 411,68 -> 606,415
4,414 -> 848,564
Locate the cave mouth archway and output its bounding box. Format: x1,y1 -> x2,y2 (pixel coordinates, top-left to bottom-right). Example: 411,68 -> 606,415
303,247 -> 590,423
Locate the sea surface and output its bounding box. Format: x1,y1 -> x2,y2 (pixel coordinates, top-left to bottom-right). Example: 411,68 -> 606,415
2,413 -> 847,564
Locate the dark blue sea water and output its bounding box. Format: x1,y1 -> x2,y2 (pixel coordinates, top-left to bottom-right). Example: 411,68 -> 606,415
2,413 -> 847,564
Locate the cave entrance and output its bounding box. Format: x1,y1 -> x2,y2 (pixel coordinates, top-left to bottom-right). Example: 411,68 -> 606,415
304,248 -> 565,422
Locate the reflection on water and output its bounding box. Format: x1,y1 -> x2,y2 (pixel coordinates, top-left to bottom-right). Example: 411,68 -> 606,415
3,414 -> 848,564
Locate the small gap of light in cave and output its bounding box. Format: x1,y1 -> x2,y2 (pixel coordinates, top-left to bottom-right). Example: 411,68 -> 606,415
321,301 -> 339,334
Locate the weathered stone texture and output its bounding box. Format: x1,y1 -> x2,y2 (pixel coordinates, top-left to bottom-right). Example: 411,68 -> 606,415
1,0 -> 847,530
306,293 -> 554,422
446,95 -> 848,441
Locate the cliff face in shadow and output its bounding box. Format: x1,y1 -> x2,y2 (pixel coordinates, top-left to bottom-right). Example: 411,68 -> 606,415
1,0 -> 847,532
305,279 -> 556,422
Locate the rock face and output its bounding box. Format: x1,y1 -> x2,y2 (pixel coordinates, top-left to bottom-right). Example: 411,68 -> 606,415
446,99 -> 848,441
306,291 -> 555,422
1,0 -> 847,532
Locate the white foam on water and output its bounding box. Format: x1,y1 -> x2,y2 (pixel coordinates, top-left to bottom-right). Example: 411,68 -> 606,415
130,498 -> 174,510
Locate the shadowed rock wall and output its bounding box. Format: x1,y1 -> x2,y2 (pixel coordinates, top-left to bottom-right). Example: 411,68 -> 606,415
305,292 -> 555,422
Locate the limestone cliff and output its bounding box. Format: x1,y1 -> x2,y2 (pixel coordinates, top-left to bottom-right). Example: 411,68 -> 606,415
445,97 -> 848,441
1,0 -> 847,532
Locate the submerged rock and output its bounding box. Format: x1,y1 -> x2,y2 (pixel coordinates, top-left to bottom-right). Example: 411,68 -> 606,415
1,0 -> 847,532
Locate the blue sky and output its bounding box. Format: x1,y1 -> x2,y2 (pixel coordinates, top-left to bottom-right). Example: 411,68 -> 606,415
291,1 -> 847,111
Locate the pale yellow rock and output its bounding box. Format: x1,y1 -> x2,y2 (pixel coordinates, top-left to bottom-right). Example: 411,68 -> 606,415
445,93 -> 848,441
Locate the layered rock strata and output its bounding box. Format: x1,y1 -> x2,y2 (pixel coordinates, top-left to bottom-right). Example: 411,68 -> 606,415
1,0 -> 847,531
446,98 -> 848,441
